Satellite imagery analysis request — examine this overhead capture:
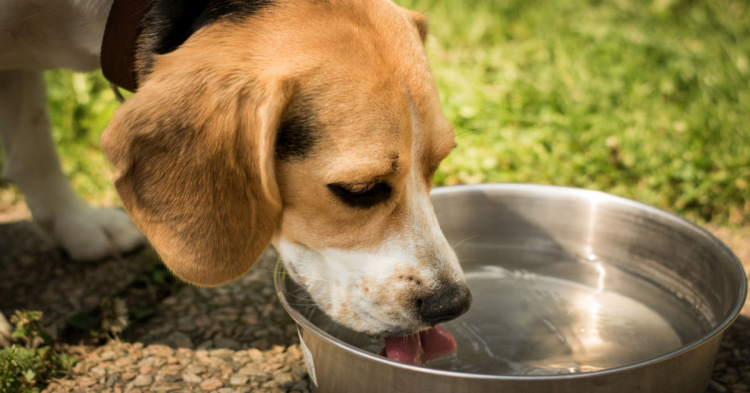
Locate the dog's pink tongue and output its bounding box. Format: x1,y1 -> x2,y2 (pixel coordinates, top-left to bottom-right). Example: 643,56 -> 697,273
382,325 -> 456,365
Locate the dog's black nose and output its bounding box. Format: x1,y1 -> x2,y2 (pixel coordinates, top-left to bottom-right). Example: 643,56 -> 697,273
417,282 -> 472,325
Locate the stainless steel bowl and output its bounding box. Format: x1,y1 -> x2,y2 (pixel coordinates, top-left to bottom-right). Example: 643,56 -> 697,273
275,184 -> 746,393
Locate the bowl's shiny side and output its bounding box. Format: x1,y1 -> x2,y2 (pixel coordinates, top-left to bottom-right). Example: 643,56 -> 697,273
430,184 -> 745,334
275,184 -> 747,393
291,320 -> 721,393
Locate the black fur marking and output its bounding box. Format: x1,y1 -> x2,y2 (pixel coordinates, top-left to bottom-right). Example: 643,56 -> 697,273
139,0 -> 274,75
275,98 -> 320,162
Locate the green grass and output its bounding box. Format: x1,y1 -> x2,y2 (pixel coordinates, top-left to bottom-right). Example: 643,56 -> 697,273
406,0 -> 750,225
0,311 -> 78,393
3,0 -> 749,225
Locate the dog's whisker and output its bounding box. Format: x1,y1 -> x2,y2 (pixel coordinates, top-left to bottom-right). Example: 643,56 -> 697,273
451,235 -> 479,249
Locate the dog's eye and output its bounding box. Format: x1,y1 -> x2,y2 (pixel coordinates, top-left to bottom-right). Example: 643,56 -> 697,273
327,182 -> 392,209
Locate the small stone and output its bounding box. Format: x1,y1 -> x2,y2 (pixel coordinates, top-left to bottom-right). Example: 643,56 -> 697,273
137,356 -> 156,368
164,374 -> 184,383
241,314 -> 259,325
115,356 -> 135,367
247,348 -> 264,362
100,351 -> 118,361
220,364 -> 234,378
209,348 -> 235,359
231,352 -> 250,365
200,377 -> 224,391
153,357 -> 168,368
150,382 -> 181,392
197,340 -> 215,350
121,371 -> 138,381
177,348 -> 193,358
230,374 -> 249,385
133,374 -> 153,387
237,365 -> 268,377
161,365 -> 184,376
292,366 -> 308,379
105,377 -> 117,388
286,345 -> 302,360
262,363 -> 283,372
185,365 -> 208,375
167,331 -> 194,348
199,356 -> 228,368
182,372 -> 203,384
194,316 -> 212,328
89,367 -> 107,378
214,337 -> 241,350
140,366 -> 155,375
218,388 -> 236,393
273,372 -> 295,388
144,344 -> 175,358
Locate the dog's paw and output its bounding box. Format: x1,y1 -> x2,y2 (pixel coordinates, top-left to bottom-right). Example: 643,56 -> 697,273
52,207 -> 146,261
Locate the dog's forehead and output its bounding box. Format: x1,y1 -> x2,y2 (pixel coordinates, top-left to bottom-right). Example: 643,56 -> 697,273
306,76 -> 452,182
232,0 -> 456,174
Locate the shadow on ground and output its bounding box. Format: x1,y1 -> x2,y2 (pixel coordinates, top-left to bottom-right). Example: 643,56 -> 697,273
0,220 -> 297,351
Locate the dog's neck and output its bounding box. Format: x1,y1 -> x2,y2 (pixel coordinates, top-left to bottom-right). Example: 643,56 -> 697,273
101,0 -> 151,92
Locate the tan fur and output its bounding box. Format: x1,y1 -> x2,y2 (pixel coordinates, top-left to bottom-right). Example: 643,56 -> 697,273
102,0 -> 455,289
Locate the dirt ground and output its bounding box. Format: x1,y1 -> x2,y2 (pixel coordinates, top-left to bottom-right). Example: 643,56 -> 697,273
1,200 -> 748,392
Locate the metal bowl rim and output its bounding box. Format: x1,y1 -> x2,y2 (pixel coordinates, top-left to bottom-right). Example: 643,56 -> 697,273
274,183 -> 747,381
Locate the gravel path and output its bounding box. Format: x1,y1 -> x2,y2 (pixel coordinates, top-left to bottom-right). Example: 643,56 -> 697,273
1,206 -> 748,393
0,215 -> 309,393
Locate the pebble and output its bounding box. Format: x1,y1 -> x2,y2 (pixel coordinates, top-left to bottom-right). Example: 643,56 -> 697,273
132,374 -> 153,387
182,372 -> 203,383
200,377 -> 224,390
274,372 -> 296,388
230,374 -> 250,385
121,371 -> 137,381
40,250 -> 311,393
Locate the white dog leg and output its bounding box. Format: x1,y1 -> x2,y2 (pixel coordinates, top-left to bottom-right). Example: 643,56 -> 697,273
0,70 -> 145,260
0,311 -> 11,347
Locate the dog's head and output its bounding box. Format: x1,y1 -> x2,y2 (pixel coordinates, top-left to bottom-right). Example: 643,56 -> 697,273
101,0 -> 470,336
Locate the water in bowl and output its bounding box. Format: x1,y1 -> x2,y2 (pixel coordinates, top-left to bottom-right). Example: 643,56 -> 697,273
287,245 -> 712,376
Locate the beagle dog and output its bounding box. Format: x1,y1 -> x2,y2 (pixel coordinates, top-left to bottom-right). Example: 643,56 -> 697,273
0,0 -> 471,339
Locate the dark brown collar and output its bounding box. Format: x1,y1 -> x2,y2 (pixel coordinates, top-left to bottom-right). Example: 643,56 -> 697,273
101,0 -> 152,92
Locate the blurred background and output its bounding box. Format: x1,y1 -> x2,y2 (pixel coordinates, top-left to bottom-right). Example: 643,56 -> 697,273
1,0 -> 748,228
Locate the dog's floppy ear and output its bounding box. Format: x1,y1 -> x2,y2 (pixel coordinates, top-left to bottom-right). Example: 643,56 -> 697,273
101,54 -> 289,287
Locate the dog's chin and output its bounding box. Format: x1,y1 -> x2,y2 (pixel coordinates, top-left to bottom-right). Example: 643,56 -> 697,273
293,283 -> 428,338
277,252 -> 428,337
